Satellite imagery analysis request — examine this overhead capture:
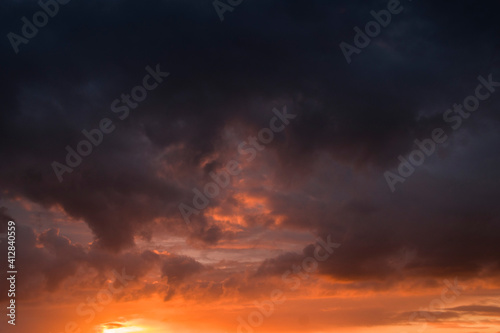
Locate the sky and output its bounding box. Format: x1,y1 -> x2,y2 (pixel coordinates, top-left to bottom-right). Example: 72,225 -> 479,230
1,0 -> 500,333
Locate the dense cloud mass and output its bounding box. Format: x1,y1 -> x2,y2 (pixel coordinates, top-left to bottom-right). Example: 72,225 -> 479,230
0,2 -> 500,331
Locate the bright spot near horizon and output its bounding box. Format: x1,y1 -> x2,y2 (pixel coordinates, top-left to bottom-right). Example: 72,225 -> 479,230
97,318 -> 172,333
102,325 -> 145,333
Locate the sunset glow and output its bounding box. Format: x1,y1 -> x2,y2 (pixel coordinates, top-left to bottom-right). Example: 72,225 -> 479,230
2,1 -> 500,333
102,326 -> 144,333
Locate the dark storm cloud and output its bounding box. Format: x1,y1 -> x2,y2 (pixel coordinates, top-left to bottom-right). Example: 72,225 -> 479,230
1,0 -> 500,259
0,224 -> 209,301
161,255 -> 204,284
0,206 -> 14,225
393,304 -> 500,326
160,254 -> 205,300
249,159 -> 500,283
447,305 -> 500,314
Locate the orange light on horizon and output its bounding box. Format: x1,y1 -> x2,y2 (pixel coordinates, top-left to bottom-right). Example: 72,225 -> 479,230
99,323 -> 146,333
103,328 -> 144,333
